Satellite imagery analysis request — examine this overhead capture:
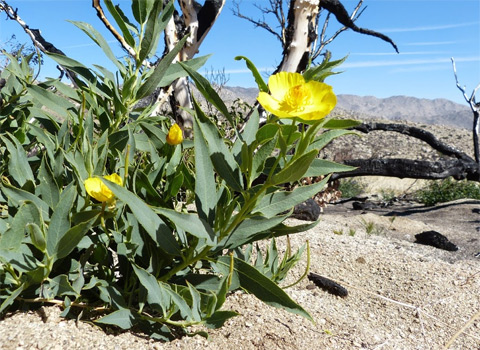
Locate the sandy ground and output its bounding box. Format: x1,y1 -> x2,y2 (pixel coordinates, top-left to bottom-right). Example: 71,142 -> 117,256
1,178 -> 479,350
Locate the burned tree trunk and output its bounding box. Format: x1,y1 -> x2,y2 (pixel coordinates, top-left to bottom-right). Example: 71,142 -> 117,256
330,122 -> 480,182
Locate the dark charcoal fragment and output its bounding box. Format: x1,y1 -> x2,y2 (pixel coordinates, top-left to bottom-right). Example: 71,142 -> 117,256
414,230 -> 458,251
307,272 -> 348,297
292,199 -> 321,221
352,201 -> 377,211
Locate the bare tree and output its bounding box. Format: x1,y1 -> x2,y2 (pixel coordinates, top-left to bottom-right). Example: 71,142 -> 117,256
233,0 -> 398,73
452,58 -> 480,165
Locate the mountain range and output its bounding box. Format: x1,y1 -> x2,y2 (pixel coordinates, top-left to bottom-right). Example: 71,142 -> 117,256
220,86 -> 473,130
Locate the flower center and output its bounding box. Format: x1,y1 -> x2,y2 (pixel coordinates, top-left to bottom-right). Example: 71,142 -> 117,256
281,84 -> 311,112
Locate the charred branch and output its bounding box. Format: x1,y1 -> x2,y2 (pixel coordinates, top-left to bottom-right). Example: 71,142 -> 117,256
352,122 -> 474,163
0,1 -> 78,85
319,0 -> 398,53
331,158 -> 480,182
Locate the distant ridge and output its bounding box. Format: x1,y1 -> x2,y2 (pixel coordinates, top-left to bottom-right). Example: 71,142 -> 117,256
222,86 -> 473,130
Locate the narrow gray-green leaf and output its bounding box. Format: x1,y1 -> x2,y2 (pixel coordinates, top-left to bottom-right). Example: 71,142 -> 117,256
46,186 -> 76,258
136,35 -> 187,100
96,309 -> 140,330
69,21 -> 124,72
0,284 -> 25,315
219,214 -> 289,250
0,134 -> 34,187
55,215 -> 98,260
0,201 -> 42,251
193,117 -> 217,226
45,52 -> 95,82
254,177 -> 329,218
272,150 -> 318,185
101,180 -> 180,255
234,56 -> 268,92
304,159 -> 356,178
158,55 -> 210,87
194,106 -> 243,192
179,62 -> 235,127
204,310 -> 239,329
307,129 -> 360,152
27,85 -> 75,120
0,183 -> 49,219
217,257 -> 313,321
104,0 -> 136,48
153,207 -> 216,246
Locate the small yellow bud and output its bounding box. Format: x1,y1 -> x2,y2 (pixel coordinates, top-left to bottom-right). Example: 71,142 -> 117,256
166,123 -> 183,145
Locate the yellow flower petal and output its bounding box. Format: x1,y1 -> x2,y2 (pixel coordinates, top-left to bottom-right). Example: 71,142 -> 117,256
257,72 -> 337,121
104,173 -> 123,186
84,174 -> 122,203
268,72 -> 305,101
166,123 -> 183,145
84,177 -> 113,202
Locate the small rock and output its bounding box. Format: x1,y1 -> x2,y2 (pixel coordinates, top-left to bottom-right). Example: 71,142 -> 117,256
352,201 -> 376,211
414,230 -> 458,251
292,199 -> 321,221
355,257 -> 366,264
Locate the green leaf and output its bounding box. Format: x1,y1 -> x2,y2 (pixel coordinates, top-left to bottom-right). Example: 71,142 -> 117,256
131,0 -> 149,24
217,257 -> 312,321
96,309 -> 140,330
179,62 -> 235,127
27,85 -> 75,120
69,21 -> 125,73
132,264 -> 177,317
323,118 -> 362,129
193,116 -> 217,226
46,186 -> 76,258
0,133 -> 34,187
0,284 -> 25,315
304,159 -> 356,178
153,207 -> 216,246
104,0 -> 136,48
194,104 -> 243,192
0,183 -> 49,219
27,223 -> 46,252
36,158 -> 60,210
46,52 -> 96,82
251,133 -> 278,183
307,129 -> 359,153
270,220 -> 320,236
204,310 -> 239,329
139,1 -> 173,62
219,214 -> 289,250
55,215 -> 98,260
43,275 -> 80,298
234,56 -> 268,92
0,201 -> 42,251
136,35 -> 188,100
272,149 -> 318,185
254,177 -> 329,218
101,180 -> 180,256
158,55 -> 210,87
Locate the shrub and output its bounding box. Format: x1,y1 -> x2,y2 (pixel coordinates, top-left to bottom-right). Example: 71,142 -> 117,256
338,178 -> 365,198
415,177 -> 480,206
0,2 -> 357,340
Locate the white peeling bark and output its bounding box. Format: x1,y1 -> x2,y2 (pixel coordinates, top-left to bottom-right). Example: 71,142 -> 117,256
279,0 -> 320,72
161,0 -> 226,136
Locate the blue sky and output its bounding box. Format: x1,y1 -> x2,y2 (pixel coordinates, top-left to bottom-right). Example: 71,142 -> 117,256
1,0 -> 479,105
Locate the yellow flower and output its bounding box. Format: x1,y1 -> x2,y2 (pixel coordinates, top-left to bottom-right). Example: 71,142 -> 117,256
166,123 -> 183,145
84,173 -> 123,203
257,72 -> 336,121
